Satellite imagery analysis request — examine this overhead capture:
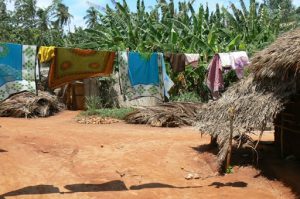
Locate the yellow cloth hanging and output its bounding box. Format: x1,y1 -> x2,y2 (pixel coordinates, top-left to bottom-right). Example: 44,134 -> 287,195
38,46 -> 55,63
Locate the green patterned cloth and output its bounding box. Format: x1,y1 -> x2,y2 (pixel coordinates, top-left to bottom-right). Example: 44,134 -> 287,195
118,51 -> 164,101
0,45 -> 37,101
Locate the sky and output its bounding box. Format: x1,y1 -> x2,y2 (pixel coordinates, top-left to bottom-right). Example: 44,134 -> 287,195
6,0 -> 300,32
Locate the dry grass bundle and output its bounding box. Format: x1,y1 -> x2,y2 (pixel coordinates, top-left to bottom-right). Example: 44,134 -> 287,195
125,102 -> 202,127
0,91 -> 65,118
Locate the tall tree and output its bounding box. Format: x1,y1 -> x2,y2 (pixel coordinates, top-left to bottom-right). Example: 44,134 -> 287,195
36,7 -> 52,31
14,0 -> 37,28
53,2 -> 73,30
264,0 -> 295,22
0,0 -> 7,19
84,7 -> 99,28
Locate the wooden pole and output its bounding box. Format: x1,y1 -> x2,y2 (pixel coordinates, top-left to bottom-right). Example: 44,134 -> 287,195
226,107 -> 235,172
280,116 -> 284,158
255,117 -> 267,149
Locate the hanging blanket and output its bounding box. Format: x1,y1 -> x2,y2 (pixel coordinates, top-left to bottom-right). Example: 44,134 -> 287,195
119,52 -> 165,101
206,54 -> 224,99
218,51 -> 250,79
128,52 -> 159,86
230,51 -> 250,79
162,56 -> 174,99
164,53 -> 200,72
48,48 -> 115,89
164,53 -> 186,72
184,53 -> 200,68
0,44 -> 37,101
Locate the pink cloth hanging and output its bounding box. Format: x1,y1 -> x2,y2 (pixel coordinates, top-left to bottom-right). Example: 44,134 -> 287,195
206,54 -> 224,99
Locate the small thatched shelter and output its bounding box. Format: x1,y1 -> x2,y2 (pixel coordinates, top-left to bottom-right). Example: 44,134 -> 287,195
197,28 -> 300,165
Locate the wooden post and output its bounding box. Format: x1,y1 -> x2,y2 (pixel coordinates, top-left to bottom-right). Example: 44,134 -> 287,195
280,116 -> 284,158
226,107 -> 235,172
255,117 -> 267,149
210,136 -> 218,147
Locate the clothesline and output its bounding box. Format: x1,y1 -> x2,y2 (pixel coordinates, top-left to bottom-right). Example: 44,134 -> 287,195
1,42 -> 250,102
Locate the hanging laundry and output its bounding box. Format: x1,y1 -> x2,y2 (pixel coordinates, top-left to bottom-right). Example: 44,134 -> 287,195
0,43 -> 22,87
230,51 -> 250,79
48,48 -> 115,89
206,54 -> 224,100
119,52 -> 173,101
218,51 -> 250,79
128,52 -> 159,86
218,53 -> 233,68
162,55 -> 174,99
164,53 -> 200,72
38,46 -> 55,63
0,43 -> 37,101
184,53 -> 200,68
164,53 -> 186,72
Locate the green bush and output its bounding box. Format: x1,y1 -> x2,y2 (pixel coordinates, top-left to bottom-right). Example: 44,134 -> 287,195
85,95 -> 134,119
82,108 -> 135,120
170,92 -> 201,103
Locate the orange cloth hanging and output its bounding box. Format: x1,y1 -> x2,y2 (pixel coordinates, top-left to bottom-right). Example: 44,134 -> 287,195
48,48 -> 115,89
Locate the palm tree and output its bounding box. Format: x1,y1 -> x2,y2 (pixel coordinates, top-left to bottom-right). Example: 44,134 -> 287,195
84,7 -> 99,28
36,7 -> 52,31
53,2 -> 73,30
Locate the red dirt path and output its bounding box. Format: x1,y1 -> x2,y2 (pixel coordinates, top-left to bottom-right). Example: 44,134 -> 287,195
0,111 -> 297,199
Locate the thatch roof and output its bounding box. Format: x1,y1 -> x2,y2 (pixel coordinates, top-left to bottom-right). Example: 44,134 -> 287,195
197,28 -> 300,165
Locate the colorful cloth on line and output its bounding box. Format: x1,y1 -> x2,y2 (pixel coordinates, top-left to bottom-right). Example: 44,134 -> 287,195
162,56 -> 174,99
206,54 -> 223,100
48,48 -> 116,89
218,51 -> 250,79
119,51 -> 165,101
164,53 -> 186,72
128,52 -> 159,86
184,53 -> 200,68
0,43 -> 22,87
38,46 -> 55,63
164,53 -> 200,72
0,44 -> 37,101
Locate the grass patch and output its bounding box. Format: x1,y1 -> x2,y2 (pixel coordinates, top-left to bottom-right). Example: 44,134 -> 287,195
81,108 -> 135,120
170,92 -> 201,103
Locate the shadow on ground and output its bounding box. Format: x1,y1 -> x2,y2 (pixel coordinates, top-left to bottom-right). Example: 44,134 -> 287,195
0,180 -> 248,198
192,144 -> 218,156
257,141 -> 300,198
193,140 -> 300,198
209,181 -> 247,188
0,185 -> 60,199
0,149 -> 7,153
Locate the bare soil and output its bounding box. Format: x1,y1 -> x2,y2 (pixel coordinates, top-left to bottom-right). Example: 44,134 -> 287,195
0,111 -> 297,199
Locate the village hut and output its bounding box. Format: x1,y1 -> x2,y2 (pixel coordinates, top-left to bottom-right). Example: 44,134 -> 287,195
197,28 -> 300,166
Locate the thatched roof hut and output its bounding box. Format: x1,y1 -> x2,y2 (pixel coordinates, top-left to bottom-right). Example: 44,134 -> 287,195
197,28 -> 300,165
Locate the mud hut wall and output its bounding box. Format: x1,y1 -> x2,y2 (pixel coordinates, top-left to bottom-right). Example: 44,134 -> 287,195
274,94 -> 300,158
61,81 -> 85,111
73,81 -> 85,110
84,78 -> 100,97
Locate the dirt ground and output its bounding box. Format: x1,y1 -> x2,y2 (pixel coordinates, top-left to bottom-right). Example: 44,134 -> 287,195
0,111 -> 298,199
